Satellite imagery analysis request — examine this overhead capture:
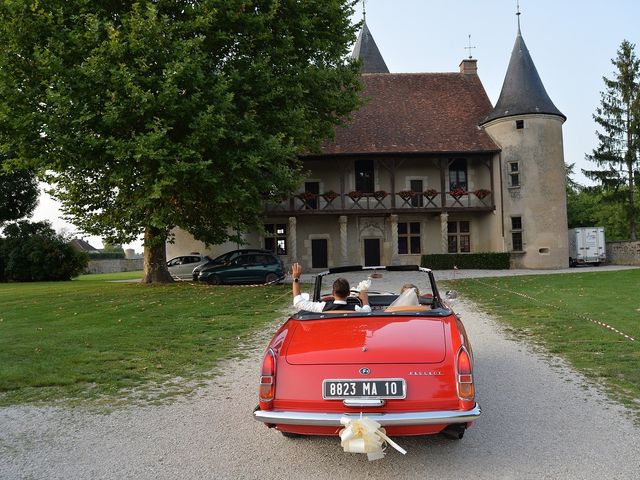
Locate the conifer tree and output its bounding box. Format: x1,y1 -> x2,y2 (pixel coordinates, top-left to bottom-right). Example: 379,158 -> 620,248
584,40 -> 640,240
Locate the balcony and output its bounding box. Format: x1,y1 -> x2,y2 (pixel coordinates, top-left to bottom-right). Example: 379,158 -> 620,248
265,188 -> 495,216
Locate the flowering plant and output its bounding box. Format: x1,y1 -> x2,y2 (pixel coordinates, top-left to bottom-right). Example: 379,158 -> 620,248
473,188 -> 491,200
423,188 -> 438,199
398,190 -> 415,201
322,190 -> 339,202
449,187 -> 467,199
298,191 -> 317,201
348,190 -> 363,201
373,190 -> 388,201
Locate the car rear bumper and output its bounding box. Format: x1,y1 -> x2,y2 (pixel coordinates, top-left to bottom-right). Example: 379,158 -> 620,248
253,403 -> 481,426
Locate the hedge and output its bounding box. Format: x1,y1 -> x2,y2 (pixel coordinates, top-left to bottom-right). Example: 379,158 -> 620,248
88,251 -> 125,259
421,252 -> 510,270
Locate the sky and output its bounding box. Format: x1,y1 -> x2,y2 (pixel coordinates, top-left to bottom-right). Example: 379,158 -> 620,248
31,0 -> 640,252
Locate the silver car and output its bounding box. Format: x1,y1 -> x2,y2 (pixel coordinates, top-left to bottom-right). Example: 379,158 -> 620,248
166,254 -> 211,280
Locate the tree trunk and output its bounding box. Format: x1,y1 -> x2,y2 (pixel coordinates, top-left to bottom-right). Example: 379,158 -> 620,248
627,126 -> 637,241
141,226 -> 174,284
629,175 -> 637,241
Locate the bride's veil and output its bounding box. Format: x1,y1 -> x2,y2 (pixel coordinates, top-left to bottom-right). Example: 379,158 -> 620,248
388,288 -> 419,307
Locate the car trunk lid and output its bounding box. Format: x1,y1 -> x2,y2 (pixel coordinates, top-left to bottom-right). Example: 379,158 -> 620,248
286,317 -> 447,365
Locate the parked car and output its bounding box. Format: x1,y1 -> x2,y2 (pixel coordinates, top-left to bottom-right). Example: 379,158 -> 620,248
197,251 -> 284,285
166,253 -> 211,280
192,248 -> 277,281
253,265 -> 480,440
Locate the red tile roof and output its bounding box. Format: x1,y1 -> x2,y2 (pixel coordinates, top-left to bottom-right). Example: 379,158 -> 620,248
319,72 -> 500,155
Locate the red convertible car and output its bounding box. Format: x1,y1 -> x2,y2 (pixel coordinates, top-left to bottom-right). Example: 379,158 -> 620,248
253,265 -> 481,440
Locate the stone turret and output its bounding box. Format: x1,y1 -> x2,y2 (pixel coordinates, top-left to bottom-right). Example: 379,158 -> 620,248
483,28 -> 565,123
481,26 -> 569,269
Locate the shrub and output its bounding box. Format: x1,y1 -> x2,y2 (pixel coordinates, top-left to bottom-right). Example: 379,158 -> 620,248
0,220 -> 88,281
421,252 -> 510,270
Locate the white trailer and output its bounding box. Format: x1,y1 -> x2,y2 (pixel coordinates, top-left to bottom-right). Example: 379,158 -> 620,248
568,227 -> 606,267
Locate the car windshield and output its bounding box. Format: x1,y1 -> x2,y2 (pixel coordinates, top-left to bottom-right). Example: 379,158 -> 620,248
295,266 -> 448,319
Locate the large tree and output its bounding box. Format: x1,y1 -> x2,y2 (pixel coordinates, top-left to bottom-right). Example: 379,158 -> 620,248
566,162 -> 595,229
567,164 -> 631,240
0,0 -> 362,282
0,164 -> 39,224
584,40 -> 640,240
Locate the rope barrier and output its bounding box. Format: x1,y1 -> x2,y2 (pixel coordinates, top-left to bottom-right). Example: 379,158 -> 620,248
187,274 -> 293,313
188,274 -> 287,288
469,278 -> 636,342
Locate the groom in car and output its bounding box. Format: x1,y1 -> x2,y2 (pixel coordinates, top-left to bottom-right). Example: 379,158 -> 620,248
290,263 -> 370,313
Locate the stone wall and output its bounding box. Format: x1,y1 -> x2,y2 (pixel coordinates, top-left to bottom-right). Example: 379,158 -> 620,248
606,241 -> 640,266
86,258 -> 144,274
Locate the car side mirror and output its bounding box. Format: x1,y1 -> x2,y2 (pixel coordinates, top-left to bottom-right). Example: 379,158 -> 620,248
444,290 -> 459,306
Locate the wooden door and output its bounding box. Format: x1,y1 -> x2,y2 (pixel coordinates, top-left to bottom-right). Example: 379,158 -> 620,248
364,239 -> 381,266
311,239 -> 328,268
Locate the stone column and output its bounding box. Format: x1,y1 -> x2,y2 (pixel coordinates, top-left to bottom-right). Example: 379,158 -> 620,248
390,214 -> 400,265
339,215 -> 348,266
440,212 -> 449,253
288,216 -> 297,263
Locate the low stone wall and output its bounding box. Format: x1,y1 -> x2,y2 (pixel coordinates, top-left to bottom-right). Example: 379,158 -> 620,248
606,241 -> 640,266
86,258 -> 144,274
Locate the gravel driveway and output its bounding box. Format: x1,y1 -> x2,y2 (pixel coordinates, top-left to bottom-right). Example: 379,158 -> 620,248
1,295 -> 639,479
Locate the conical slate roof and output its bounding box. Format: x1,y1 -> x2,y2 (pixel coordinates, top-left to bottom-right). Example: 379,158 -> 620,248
351,21 -> 389,73
482,29 -> 564,124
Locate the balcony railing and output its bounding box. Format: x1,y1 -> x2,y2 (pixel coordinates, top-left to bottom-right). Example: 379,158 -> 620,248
265,189 -> 494,214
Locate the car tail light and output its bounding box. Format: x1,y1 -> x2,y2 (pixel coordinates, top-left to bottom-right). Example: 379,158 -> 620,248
259,348 -> 277,410
456,346 -> 475,401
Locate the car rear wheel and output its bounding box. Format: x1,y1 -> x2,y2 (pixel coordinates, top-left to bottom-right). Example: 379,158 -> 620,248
264,273 -> 278,284
207,275 -> 222,285
441,424 -> 466,440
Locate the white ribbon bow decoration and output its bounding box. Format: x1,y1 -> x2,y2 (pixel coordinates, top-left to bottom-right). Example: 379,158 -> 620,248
339,415 -> 407,461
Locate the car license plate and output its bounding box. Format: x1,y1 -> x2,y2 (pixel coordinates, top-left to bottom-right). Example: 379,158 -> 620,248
322,378 -> 406,399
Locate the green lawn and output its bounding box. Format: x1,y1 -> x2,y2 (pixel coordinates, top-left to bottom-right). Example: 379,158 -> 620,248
449,269 -> 640,415
0,274 -> 291,405
75,270 -> 144,281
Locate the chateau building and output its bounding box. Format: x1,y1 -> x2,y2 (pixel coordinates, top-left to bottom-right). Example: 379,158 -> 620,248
169,20 -> 569,270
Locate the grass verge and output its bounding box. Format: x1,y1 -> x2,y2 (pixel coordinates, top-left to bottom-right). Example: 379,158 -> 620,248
75,271 -> 144,281
0,274 -> 291,406
448,269 -> 640,416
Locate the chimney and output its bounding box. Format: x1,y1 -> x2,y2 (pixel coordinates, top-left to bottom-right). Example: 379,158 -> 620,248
459,59 -> 478,75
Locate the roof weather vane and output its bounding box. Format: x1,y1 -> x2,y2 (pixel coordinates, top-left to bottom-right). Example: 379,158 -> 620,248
516,0 -> 522,31
362,0 -> 366,21
465,34 -> 476,59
